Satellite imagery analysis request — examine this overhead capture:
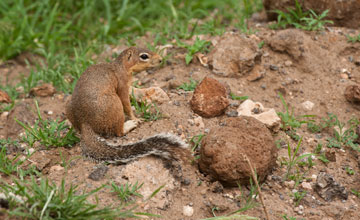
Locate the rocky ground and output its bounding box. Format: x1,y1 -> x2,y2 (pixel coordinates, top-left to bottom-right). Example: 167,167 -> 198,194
1,22 -> 360,219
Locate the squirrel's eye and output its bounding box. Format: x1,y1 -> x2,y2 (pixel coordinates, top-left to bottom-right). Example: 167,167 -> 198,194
140,54 -> 149,60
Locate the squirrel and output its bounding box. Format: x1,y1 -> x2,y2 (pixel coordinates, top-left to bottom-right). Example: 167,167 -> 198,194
65,47 -> 188,164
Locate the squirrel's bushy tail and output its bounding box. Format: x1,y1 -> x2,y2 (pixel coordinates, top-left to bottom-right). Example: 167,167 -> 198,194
80,123 -> 188,164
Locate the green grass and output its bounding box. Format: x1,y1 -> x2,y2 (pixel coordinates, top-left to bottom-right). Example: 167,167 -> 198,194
325,116 -> 360,152
292,190 -> 307,207
351,189 -> 360,198
277,93 -> 314,140
269,0 -> 333,31
0,177 -> 150,219
190,134 -> 205,152
0,84 -> 19,112
177,37 -> 211,64
0,138 -> 39,179
345,166 -> 355,175
178,78 -> 198,91
109,181 -> 143,203
313,143 -> 330,164
200,176 -> 260,220
347,34 -> 360,43
232,179 -> 259,215
230,93 -> 249,101
130,90 -> 162,121
15,100 -> 79,148
0,0 -> 263,96
281,137 -> 313,180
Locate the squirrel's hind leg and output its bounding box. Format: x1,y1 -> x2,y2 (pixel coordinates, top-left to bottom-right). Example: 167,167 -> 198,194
90,95 -> 125,137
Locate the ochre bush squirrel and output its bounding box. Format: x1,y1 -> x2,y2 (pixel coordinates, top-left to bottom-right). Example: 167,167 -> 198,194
65,47 -> 188,163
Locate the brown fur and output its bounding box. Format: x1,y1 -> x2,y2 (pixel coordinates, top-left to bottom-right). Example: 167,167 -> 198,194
65,47 -> 188,163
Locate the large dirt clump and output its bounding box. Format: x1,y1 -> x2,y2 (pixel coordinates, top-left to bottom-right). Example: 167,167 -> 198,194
198,116 -> 277,186
207,32 -> 261,77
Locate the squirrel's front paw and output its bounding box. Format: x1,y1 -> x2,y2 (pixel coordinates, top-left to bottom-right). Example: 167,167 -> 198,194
123,119 -> 140,134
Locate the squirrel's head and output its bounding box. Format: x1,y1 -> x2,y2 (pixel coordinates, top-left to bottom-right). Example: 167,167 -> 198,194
116,47 -> 162,74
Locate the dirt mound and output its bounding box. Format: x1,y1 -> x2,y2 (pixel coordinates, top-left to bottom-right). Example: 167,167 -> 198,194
190,77 -> 229,117
208,32 -> 261,77
198,116 -> 277,186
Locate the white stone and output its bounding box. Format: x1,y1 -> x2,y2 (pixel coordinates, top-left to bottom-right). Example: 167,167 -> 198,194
285,180 -> 295,189
50,165 -> 64,172
19,156 -> 26,161
285,60 -> 293,67
301,182 -> 312,190
28,148 -> 35,155
301,101 -> 315,111
183,205 -> 194,217
188,119 -> 194,126
237,99 -> 280,131
311,174 -> 317,182
130,86 -> 169,104
0,111 -> 9,121
340,73 -> 349,79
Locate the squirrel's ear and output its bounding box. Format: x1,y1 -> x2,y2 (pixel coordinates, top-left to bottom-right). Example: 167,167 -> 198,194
127,50 -> 133,61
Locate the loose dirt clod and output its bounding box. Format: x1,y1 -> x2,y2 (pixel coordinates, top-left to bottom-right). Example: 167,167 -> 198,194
0,90 -> 11,103
190,76 -> 229,118
344,84 -> 360,105
199,116 -> 277,186
207,32 -> 261,77
29,83 -> 56,97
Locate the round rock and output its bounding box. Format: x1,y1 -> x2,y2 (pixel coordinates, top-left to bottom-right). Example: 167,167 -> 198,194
190,77 -> 229,118
198,117 -> 277,186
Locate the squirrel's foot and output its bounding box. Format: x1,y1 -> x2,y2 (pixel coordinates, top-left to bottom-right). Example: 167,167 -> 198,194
123,119 -> 140,134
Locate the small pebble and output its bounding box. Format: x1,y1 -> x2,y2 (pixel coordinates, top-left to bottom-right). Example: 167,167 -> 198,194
19,156 -> 26,161
50,165 -> 64,172
311,174 -> 317,182
285,180 -> 295,189
183,205 -> 194,217
301,101 -> 315,111
270,65 -> 279,71
28,148 -> 35,155
301,182 -> 312,190
188,119 -> 194,126
226,110 -> 238,117
284,60 -> 293,67
279,194 -> 284,200
0,112 -> 9,120
315,134 -> 322,139
340,73 -> 349,79
181,178 -> 191,186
